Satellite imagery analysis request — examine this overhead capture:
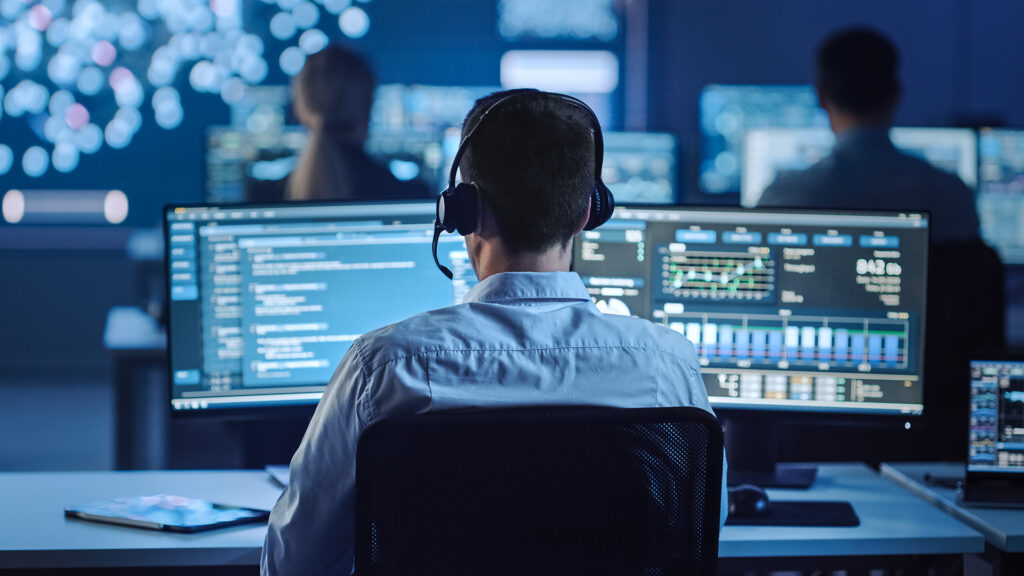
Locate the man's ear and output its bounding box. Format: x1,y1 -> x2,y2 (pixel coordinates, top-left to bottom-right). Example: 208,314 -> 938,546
475,193 -> 499,239
574,195 -> 593,236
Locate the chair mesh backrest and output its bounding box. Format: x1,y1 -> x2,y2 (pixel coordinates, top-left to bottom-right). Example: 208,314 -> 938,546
355,406 -> 723,576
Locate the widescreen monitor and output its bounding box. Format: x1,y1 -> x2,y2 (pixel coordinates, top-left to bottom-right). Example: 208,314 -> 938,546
699,84 -> 829,195
165,201 -> 472,412
977,128 -> 1024,264
204,127 -> 445,203
572,206 -> 929,416
740,127 -> 979,208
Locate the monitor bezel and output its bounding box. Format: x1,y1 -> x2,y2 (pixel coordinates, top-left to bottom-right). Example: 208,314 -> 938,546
163,197 -> 442,419
588,203 -> 931,423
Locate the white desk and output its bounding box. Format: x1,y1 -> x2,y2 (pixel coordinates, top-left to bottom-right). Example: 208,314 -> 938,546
718,463 -> 983,570
0,465 -> 985,572
880,462 -> 1024,575
0,470 -> 279,571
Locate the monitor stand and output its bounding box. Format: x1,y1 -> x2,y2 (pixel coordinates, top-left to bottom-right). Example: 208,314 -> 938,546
724,417 -> 817,489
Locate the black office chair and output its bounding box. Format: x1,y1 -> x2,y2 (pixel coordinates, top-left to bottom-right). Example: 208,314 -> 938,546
354,406 -> 724,576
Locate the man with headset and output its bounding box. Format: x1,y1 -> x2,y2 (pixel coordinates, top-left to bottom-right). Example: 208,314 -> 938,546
261,89 -> 726,575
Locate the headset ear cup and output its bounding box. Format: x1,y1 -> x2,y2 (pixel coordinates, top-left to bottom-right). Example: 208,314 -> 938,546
453,182 -> 480,236
585,182 -> 614,231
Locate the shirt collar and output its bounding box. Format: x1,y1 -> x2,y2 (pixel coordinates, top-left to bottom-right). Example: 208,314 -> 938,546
462,271 -> 592,304
835,126 -> 895,153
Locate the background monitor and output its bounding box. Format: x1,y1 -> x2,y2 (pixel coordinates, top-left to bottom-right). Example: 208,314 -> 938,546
889,127 -> 978,189
204,127 -> 446,202
740,127 -> 979,208
573,206 -> 929,416
741,127 -> 836,208
205,127 -> 307,204
968,359 -> 1024,473
699,84 -> 829,195
602,132 -> 678,204
436,130 -> 680,205
977,128 -> 1024,265
165,201 -> 472,412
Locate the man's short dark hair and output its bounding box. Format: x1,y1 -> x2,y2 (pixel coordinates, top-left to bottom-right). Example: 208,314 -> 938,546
816,27 -> 899,117
459,90 -> 595,254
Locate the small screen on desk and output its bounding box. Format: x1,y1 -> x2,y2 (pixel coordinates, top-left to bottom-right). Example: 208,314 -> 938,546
968,360 -> 1024,473
165,201 -> 472,412
572,206 -> 929,415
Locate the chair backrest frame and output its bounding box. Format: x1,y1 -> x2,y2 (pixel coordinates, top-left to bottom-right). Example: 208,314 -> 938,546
355,405 -> 723,576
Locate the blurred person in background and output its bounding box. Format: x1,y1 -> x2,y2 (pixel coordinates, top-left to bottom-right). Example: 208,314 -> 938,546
757,27 -> 979,242
283,43 -> 432,201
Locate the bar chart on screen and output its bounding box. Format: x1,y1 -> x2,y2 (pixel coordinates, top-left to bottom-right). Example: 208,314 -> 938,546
664,311 -> 909,371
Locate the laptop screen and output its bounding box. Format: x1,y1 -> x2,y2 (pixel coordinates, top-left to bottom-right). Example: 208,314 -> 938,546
968,359 -> 1024,473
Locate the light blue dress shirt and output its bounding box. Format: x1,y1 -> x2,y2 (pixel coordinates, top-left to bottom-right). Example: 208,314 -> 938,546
261,271 -> 728,576
758,127 -> 979,243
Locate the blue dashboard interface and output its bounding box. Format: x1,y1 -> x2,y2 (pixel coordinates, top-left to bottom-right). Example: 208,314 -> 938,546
166,201 -> 472,411
573,206 -> 929,415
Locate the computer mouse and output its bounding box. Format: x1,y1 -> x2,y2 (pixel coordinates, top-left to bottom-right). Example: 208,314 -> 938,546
728,484 -> 772,518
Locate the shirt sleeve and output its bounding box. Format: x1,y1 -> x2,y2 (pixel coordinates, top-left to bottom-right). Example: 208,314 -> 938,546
261,343 -> 370,576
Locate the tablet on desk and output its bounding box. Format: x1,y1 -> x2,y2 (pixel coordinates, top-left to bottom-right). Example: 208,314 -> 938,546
65,494 -> 270,533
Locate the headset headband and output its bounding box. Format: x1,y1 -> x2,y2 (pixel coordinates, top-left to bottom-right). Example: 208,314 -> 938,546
432,90 -> 614,279
447,89 -> 606,195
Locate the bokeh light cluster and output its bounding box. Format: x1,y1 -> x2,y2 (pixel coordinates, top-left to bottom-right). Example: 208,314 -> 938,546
0,0 -> 376,179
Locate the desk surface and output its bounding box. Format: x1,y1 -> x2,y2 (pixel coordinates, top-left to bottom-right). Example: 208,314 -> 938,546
718,463 -> 983,558
880,462 -> 1024,552
0,470 -> 281,569
0,464 -> 984,569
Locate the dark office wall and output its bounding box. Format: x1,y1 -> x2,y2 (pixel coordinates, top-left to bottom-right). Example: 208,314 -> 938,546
648,0 -> 1024,197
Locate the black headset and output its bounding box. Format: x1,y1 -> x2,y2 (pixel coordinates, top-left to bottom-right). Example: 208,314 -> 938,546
431,89 -> 615,279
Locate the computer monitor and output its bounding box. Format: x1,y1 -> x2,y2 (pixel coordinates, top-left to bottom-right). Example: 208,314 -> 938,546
741,127 -> 836,207
165,200 -> 472,412
204,127 -> 446,202
573,206 -> 929,486
889,127 -> 978,189
363,129 -> 447,192
602,132 -> 678,204
370,84 -> 501,132
699,84 -> 829,195
968,359 -> 1024,473
977,128 -> 1024,265
205,127 -> 307,204
740,127 -> 979,208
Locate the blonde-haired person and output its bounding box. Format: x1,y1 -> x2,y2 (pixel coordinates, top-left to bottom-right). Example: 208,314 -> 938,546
286,44 -> 431,201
